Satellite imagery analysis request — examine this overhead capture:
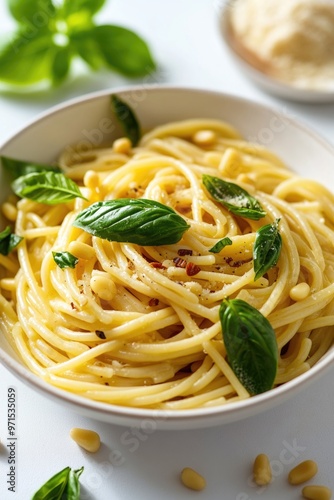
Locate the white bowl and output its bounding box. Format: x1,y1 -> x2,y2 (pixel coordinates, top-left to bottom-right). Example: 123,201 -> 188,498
1,86 -> 334,429
220,3 -> 334,103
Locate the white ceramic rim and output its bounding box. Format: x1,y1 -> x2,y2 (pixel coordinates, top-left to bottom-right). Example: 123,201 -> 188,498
1,85 -> 333,429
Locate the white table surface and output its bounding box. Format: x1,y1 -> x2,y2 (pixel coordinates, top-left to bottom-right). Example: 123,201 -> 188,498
0,1 -> 333,499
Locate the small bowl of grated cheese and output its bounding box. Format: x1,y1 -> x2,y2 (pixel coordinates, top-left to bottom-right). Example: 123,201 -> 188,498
221,0 -> 334,102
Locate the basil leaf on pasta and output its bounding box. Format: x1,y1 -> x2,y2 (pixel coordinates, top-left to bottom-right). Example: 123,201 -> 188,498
253,219 -> 282,281
219,298 -> 278,396
52,251 -> 78,269
12,172 -> 86,205
111,94 -> 141,146
209,237 -> 232,253
0,226 -> 23,255
1,155 -> 62,179
73,198 -> 190,246
203,174 -> 266,220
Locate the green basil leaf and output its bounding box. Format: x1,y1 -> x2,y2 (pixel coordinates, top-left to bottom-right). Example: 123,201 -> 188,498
52,251 -> 79,269
51,45 -> 72,86
203,175 -> 266,221
90,25 -> 156,77
0,226 -> 23,255
1,156 -> 62,179
111,94 -> 141,146
0,30 -> 56,85
209,237 -> 233,253
253,219 -> 282,281
219,298 -> 278,396
32,466 -> 70,500
66,466 -> 84,500
8,0 -> 56,25
70,31 -> 104,70
73,198 -> 190,246
12,172 -> 86,205
62,0 -> 106,17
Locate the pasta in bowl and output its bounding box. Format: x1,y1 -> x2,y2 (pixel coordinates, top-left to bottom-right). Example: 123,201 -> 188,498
0,87 -> 333,429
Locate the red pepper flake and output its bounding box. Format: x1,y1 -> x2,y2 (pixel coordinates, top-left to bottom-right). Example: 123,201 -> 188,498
225,257 -> 250,268
177,248 -> 193,256
70,302 -> 76,310
149,298 -> 159,306
150,262 -> 166,269
186,262 -> 201,276
95,330 -> 106,339
173,257 -> 187,268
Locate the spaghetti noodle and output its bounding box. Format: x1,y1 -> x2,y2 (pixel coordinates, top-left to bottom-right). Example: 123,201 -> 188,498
1,118 -> 334,409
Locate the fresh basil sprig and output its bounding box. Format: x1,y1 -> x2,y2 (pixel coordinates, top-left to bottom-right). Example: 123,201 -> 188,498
53,251 -> 78,269
73,198 -> 190,246
253,219 -> 282,281
1,155 -> 62,179
32,465 -> 84,500
0,0 -> 155,88
12,171 -> 86,205
209,237 -> 232,253
0,226 -> 23,255
219,298 -> 278,396
203,175 -> 266,221
111,95 -> 141,146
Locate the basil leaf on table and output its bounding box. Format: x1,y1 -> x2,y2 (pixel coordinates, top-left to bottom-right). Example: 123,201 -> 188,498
51,45 -> 72,86
219,298 -> 278,396
0,226 -> 23,255
73,198 -> 190,246
0,30 -> 56,85
111,94 -> 141,146
70,31 -> 105,70
203,174 -> 266,221
92,25 -> 156,77
66,467 -> 84,500
0,0 -> 156,88
61,0 -> 106,17
1,156 -> 62,179
32,466 -> 70,500
53,251 -> 79,269
8,0 -> 56,25
32,465 -> 84,500
12,171 -> 86,205
253,219 -> 282,281
209,237 -> 232,253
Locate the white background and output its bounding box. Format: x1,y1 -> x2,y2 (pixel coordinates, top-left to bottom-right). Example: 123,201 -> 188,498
0,1 -> 333,499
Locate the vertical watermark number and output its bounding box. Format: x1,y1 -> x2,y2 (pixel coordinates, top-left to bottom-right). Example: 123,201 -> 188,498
6,387 -> 17,493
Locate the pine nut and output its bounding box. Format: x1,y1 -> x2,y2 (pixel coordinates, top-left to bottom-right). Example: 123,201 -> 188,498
289,282 -> 310,301
302,485 -> 332,500
90,274 -> 117,301
70,427 -> 101,453
113,137 -> 132,154
2,202 -> 18,221
180,467 -> 206,491
84,170 -> 100,190
253,454 -> 272,485
204,152 -> 222,167
192,130 -> 217,147
288,460 -> 318,485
